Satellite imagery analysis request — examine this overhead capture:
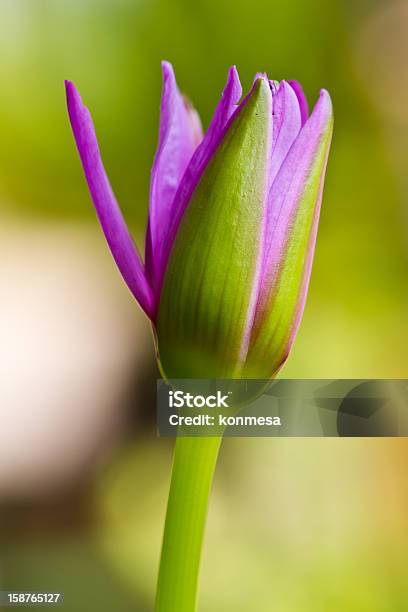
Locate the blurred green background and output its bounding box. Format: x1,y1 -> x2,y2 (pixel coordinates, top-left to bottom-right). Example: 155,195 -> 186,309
0,0 -> 407,610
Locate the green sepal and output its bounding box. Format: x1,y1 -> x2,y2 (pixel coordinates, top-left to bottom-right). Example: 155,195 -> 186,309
157,79 -> 272,379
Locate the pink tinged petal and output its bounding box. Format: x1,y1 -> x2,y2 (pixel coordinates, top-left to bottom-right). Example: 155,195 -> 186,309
245,89 -> 333,377
145,62 -> 203,292
254,71 -> 269,83
157,66 -> 242,294
270,80 -> 302,184
289,80 -> 309,126
262,89 -> 332,300
65,80 -> 155,320
203,66 -> 243,147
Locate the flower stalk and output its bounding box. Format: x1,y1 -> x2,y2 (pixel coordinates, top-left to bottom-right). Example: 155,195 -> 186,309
155,436 -> 221,612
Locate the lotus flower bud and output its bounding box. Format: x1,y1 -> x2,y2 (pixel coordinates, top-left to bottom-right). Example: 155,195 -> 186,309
66,62 -> 333,380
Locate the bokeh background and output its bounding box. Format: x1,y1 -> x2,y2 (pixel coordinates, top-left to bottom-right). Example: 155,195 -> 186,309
1,0 -> 408,610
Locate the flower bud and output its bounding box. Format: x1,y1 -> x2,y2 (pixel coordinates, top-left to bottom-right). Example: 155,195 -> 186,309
66,63 -> 333,380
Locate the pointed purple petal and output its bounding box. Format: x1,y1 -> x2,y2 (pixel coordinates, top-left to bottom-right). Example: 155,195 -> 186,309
260,89 -> 332,303
145,62 -> 203,291
284,96 -> 332,347
247,90 -> 333,372
289,80 -> 309,126
157,66 -> 243,294
270,80 -> 302,184
203,66 -> 243,148
65,80 -> 155,320
254,71 -> 269,83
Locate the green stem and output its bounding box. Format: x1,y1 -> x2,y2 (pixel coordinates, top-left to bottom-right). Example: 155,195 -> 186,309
155,436 -> 222,612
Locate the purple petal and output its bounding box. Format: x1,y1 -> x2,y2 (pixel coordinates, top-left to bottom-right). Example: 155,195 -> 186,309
289,80 -> 309,126
157,66 -> 243,294
270,80 -> 302,184
254,71 -> 269,82
145,62 -> 203,292
255,89 -> 333,339
285,97 -> 332,347
65,80 -> 155,320
203,66 -> 243,148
